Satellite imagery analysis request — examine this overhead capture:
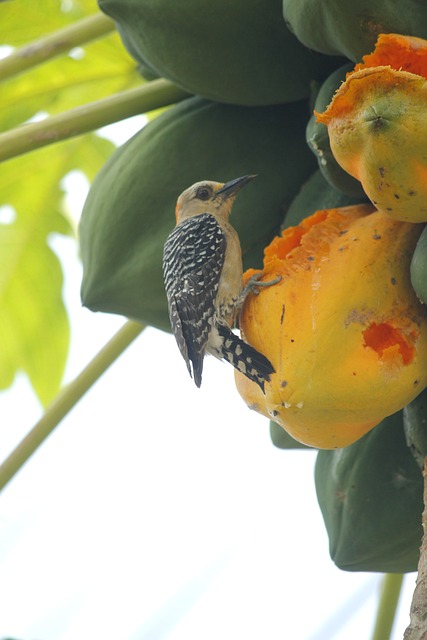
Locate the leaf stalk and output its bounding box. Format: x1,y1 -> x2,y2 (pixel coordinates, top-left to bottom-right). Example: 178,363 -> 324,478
0,79 -> 191,163
371,573 -> 404,640
0,13 -> 116,82
0,319 -> 144,492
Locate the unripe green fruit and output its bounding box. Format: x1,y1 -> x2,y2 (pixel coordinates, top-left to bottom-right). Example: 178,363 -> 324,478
99,0 -> 343,106
80,97 -> 317,329
283,0 -> 427,61
315,411 -> 423,572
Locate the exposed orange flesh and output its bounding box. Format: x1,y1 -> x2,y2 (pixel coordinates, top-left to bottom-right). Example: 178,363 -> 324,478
315,66 -> 425,125
354,33 -> 427,79
363,322 -> 416,365
236,205 -> 427,449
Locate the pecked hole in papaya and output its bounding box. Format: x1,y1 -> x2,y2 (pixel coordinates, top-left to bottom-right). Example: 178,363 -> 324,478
363,322 -> 416,365
265,210 -> 329,261
354,34 -> 427,80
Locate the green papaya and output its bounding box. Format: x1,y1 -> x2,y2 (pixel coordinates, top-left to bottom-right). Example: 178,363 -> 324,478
282,169 -> 369,229
306,65 -> 366,198
404,388 -> 427,470
282,0 -> 427,62
114,23 -> 159,80
79,96 -> 317,330
315,411 -> 423,573
99,0 -> 343,106
270,421 -> 311,449
411,224 -> 427,304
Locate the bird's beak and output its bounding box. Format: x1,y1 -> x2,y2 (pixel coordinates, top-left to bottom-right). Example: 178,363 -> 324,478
217,174 -> 256,199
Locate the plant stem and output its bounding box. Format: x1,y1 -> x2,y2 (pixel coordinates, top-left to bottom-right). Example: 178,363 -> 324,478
404,456 -> 427,639
0,319 -> 144,493
0,78 -> 190,163
0,13 -> 116,82
371,574 -> 404,640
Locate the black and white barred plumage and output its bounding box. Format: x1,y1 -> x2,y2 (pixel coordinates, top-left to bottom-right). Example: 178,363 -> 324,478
163,178 -> 275,391
163,213 -> 225,386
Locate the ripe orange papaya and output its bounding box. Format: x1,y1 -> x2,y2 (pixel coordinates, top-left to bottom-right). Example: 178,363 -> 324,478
235,205 -> 427,449
317,34 -> 427,223
315,411 -> 423,573
80,97 -> 316,330
99,0 -> 343,106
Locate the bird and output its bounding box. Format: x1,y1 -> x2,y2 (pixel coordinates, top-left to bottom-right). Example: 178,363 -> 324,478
162,175 -> 279,392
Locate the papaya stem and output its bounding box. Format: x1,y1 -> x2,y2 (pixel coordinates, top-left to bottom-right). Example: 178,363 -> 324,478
0,319 -> 144,493
403,456 -> 427,639
370,573 -> 403,640
0,13 -> 116,82
0,79 -> 191,163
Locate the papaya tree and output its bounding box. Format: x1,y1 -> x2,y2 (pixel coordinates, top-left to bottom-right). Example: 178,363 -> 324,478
2,1 -> 427,638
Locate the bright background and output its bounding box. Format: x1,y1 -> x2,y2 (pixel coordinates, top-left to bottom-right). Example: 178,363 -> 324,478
0,117 -> 418,640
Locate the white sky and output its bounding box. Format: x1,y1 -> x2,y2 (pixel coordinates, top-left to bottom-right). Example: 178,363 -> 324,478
0,116 -> 418,640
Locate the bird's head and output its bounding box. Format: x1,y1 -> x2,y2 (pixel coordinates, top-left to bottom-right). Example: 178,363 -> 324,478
175,175 -> 256,223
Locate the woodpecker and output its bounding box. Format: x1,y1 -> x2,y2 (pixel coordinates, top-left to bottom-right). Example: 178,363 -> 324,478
162,175 -> 278,392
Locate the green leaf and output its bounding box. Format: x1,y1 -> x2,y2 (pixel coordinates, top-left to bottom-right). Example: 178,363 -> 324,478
0,31 -> 142,132
0,133 -> 115,405
1,0 -> 100,45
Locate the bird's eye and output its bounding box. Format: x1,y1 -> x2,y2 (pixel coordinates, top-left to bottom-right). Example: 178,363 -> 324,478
195,186 -> 212,201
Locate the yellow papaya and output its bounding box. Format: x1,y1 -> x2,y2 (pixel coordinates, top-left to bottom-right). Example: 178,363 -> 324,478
317,34 -> 427,223
235,204 -> 427,449
80,97 -> 316,329
99,0 -> 343,106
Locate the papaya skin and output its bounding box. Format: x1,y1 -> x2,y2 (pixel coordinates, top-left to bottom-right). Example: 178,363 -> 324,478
235,205 -> 427,449
316,34 -> 427,223
99,0 -> 343,106
316,411 -> 423,573
306,64 -> 366,198
411,224 -> 427,305
282,0 -> 427,61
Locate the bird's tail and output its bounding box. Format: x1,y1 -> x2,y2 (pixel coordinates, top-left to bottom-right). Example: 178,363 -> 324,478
215,324 -> 274,393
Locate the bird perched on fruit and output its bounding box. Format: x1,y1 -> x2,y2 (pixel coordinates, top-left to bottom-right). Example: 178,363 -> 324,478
162,175 -> 279,391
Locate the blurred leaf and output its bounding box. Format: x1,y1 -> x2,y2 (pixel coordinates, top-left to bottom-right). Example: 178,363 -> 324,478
0,26 -> 142,132
0,2 -> 131,404
0,0 -> 100,45
0,133 -> 115,405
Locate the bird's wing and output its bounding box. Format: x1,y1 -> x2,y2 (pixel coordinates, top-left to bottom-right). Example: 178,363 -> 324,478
163,214 -> 226,385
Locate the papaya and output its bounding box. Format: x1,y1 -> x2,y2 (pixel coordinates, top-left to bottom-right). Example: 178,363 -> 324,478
404,387 -> 427,470
316,34 -> 427,223
315,411 -> 423,573
235,204 -> 427,449
270,421 -> 311,449
79,96 -> 317,330
306,65 -> 366,198
411,224 -> 427,304
114,23 -> 159,80
98,0 -> 343,106
282,169 -> 369,229
282,0 -> 427,62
